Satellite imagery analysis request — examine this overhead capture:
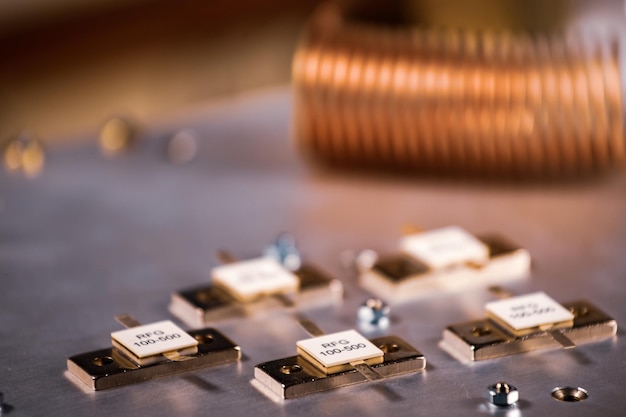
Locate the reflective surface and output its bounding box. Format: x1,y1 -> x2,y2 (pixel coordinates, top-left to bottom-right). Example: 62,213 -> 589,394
68,328 -> 240,390
255,335 -> 425,399
1,87 -> 625,416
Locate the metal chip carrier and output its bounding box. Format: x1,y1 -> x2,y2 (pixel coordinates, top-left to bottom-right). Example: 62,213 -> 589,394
440,293 -> 617,362
66,315 -> 241,390
360,226 -> 530,303
254,316 -> 426,399
170,240 -> 343,327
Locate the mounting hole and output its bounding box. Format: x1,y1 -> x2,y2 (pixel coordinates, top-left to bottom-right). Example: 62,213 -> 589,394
280,365 -> 302,375
195,334 -> 214,344
378,343 -> 400,353
569,306 -> 589,318
471,326 -> 492,337
197,292 -> 211,302
92,356 -> 114,366
551,387 -> 589,402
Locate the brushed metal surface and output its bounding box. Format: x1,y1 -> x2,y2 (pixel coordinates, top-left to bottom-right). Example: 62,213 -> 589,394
1,87 -> 625,416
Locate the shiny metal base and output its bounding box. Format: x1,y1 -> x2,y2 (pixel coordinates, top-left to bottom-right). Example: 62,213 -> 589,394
254,336 -> 426,399
360,235 -> 530,303
441,301 -> 617,361
169,264 -> 343,327
67,328 -> 241,390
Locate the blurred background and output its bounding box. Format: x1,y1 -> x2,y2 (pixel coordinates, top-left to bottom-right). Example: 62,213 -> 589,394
0,0 -> 321,146
1,0 -> 624,169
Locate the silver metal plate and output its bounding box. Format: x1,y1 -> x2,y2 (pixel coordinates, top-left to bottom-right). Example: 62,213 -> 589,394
2,87 -> 626,416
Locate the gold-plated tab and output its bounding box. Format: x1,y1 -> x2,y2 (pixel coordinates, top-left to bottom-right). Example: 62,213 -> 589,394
548,330 -> 576,349
114,314 -> 141,329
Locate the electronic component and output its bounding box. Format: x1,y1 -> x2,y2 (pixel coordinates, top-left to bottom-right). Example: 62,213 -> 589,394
254,318 -> 425,399
296,330 -> 384,374
212,257 -> 300,302
293,6 -> 625,178
67,316 -> 240,390
110,320 -> 199,366
440,292 -> 617,362
170,240 -> 343,327
400,226 -> 489,269
485,292 -> 574,336
359,226 -> 530,303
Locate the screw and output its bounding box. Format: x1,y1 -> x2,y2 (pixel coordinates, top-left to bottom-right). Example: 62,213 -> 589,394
2,131 -> 45,177
487,382 -> 519,407
99,116 -> 137,155
357,298 -> 390,330
355,249 -> 378,272
263,233 -> 302,272
166,129 -> 198,164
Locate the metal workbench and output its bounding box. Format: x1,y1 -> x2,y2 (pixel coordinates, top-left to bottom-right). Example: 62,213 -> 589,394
1,87 -> 625,416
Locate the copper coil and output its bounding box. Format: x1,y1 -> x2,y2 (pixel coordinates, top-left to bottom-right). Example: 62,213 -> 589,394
292,8 -> 625,178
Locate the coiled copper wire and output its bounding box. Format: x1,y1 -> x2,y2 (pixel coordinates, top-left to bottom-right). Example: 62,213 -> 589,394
292,9 -> 625,178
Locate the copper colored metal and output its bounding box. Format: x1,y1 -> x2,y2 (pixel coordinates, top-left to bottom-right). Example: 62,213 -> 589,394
292,8 -> 625,178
